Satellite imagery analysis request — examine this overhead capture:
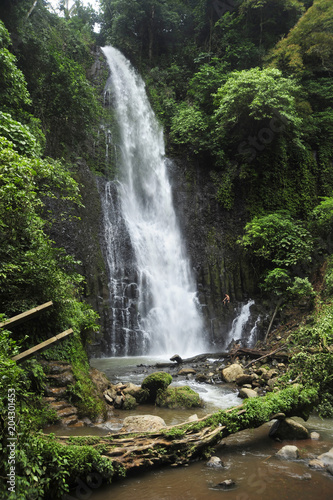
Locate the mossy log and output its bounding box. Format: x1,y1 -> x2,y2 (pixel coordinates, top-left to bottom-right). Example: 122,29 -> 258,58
56,386 -> 318,475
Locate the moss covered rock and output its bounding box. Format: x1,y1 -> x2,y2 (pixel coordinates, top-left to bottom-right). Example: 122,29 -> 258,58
156,386 -> 203,409
122,394 -> 138,410
141,372 -> 173,402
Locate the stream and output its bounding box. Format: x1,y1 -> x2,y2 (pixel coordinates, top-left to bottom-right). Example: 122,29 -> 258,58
48,356 -> 333,500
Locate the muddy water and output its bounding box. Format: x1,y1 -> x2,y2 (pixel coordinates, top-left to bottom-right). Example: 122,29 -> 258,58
57,357 -> 333,499
89,418 -> 333,500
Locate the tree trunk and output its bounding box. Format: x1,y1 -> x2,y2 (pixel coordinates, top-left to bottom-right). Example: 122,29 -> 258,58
56,387 -> 317,475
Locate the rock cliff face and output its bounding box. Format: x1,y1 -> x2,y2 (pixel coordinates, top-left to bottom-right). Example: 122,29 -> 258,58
169,158 -> 262,347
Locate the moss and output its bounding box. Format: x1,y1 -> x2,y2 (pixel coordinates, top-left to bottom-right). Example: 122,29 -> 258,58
156,385 -> 203,409
122,394 -> 138,410
141,371 -> 173,402
132,387 -> 150,404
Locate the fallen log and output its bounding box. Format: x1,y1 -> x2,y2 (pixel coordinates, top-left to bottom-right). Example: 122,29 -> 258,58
55,385 -> 317,475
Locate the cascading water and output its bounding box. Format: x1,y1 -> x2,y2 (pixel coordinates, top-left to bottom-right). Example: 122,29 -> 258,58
100,46 -> 205,357
224,299 -> 255,349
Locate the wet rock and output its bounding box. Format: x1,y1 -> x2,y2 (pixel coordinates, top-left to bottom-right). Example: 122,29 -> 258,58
177,367 -> 196,376
222,364 -> 243,383
46,371 -> 75,387
256,367 -> 268,376
45,386 -> 67,398
317,447 -> 333,467
276,445 -> 299,460
206,456 -> 223,468
89,367 -> 111,394
42,361 -> 72,374
195,373 -> 208,382
187,414 -> 199,422
122,394 -> 138,410
310,432 -> 320,440
308,459 -> 326,470
215,479 -> 235,489
123,382 -> 141,396
170,354 -> 183,364
122,415 -> 167,433
235,373 -> 254,386
270,418 -> 310,440
114,395 -> 124,408
267,377 -> 279,388
264,368 -> 279,380
238,388 -> 258,399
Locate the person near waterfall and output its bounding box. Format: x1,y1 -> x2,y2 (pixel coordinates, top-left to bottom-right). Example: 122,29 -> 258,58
223,293 -> 230,305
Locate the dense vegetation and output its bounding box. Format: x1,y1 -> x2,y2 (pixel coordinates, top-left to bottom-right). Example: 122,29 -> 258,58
0,0 -> 333,498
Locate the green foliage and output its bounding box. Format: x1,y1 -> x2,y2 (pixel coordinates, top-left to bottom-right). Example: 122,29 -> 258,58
262,268 -> 292,295
267,0 -> 333,77
240,211 -> 313,267
213,67 -> 303,142
0,23 -> 31,115
170,103 -> 210,154
286,276 -> 316,303
0,137 -> 85,319
0,112 -> 44,157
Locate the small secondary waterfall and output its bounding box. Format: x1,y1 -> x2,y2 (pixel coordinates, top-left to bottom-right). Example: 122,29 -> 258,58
224,299 -> 255,349
100,46 -> 205,357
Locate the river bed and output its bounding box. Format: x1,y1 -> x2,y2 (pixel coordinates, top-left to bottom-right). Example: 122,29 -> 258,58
49,356 -> 333,499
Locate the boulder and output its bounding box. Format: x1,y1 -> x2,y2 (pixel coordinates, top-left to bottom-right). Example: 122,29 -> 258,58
195,373 -> 208,382
170,354 -> 183,364
206,456 -> 223,468
122,415 -> 167,433
156,386 -> 203,409
222,364 -> 243,383
215,479 -> 235,489
177,367 -> 196,376
263,369 -> 279,380
269,418 -> 310,440
122,394 -> 138,410
235,373 -> 254,386
141,372 -> 172,402
267,377 -> 279,388
276,445 -> 299,460
238,388 -> 258,399
317,448 -> 333,468
308,459 -> 326,470
123,382 -> 141,395
310,432 -> 320,440
187,414 -> 199,422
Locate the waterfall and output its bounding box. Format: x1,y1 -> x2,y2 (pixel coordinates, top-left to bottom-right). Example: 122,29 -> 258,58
224,300 -> 255,349
100,46 -> 205,357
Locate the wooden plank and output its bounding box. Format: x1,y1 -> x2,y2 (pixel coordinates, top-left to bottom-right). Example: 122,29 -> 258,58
12,328 -> 73,363
0,301 -> 53,329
